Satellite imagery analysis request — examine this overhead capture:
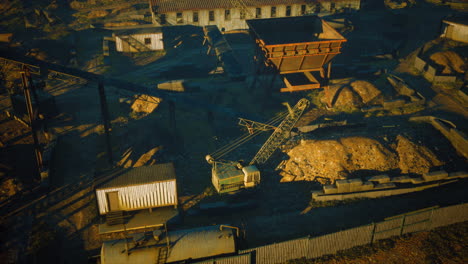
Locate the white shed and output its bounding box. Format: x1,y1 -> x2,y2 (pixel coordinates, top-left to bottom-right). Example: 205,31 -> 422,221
114,27 -> 164,52
96,163 -> 178,215
441,16 -> 468,43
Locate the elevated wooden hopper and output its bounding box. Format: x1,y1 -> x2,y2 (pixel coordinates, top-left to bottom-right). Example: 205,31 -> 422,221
247,16 -> 346,92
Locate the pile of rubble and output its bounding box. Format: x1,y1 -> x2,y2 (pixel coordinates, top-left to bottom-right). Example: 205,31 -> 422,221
280,135 -> 443,184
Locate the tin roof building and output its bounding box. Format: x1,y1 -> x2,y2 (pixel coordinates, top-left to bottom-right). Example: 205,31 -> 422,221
149,0 -> 361,31
96,163 -> 178,216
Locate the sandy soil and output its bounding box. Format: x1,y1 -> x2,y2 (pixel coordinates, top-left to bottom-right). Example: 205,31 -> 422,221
280,135 -> 442,183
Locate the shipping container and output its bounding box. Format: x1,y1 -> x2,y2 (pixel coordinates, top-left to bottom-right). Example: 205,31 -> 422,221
96,163 -> 178,215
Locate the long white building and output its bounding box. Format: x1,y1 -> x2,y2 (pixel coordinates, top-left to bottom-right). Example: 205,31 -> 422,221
149,0 -> 361,31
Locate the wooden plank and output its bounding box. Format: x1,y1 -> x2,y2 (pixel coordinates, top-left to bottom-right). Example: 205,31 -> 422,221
280,83 -> 321,92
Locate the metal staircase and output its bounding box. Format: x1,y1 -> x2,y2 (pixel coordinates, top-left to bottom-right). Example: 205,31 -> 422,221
121,35 -> 151,52
106,210 -> 125,225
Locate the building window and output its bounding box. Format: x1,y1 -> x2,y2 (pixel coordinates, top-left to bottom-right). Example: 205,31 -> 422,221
144,38 -> 151,45
240,9 -> 246,20
159,14 -> 166,25
193,11 -> 199,22
256,7 -> 262,18
176,12 -> 183,24
286,6 -> 291,16
330,3 -> 336,11
271,6 -> 276,18
314,3 -> 321,13
209,10 -> 215,21
225,9 -> 231,20
301,4 -> 306,15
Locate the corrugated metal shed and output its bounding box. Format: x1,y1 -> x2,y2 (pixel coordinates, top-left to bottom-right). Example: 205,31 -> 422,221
151,0 -> 355,13
101,225 -> 236,264
96,163 -> 178,214
100,163 -> 176,189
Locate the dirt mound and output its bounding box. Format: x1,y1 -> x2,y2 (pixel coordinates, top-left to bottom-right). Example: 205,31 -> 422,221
350,80 -> 382,104
384,0 -> 416,9
321,80 -> 382,108
429,51 -> 466,74
321,85 -> 362,108
280,135 -> 443,183
280,137 -> 397,184
396,135 -> 443,174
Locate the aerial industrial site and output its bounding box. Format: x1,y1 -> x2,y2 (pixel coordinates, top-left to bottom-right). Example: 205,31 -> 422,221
0,0 -> 467,263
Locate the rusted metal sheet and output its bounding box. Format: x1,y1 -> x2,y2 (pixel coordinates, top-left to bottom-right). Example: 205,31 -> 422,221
248,16 -> 346,92
96,163 -> 178,214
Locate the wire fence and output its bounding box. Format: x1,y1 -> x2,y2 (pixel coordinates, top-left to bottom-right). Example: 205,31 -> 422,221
196,203 -> 468,264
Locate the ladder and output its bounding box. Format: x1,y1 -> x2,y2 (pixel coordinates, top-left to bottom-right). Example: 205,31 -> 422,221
106,210 -> 125,225
155,223 -> 170,264
156,246 -> 168,264
249,99 -> 310,165
122,35 -> 151,52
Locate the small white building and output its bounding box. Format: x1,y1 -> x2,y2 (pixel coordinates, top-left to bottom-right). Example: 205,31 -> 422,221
149,0 -> 361,31
114,27 -> 164,52
441,16 -> 468,43
96,163 -> 178,215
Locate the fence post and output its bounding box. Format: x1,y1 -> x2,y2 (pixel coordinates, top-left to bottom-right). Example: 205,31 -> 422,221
370,222 -> 376,245
399,215 -> 406,236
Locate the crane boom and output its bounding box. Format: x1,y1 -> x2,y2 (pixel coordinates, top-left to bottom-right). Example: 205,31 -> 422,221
249,98 -> 310,165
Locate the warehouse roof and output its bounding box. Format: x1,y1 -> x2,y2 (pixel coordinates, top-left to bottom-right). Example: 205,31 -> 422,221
150,0 -> 350,13
443,15 -> 468,27
99,163 -> 176,189
113,27 -> 163,36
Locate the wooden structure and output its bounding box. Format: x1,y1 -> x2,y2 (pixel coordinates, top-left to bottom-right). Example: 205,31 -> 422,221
247,16 -> 346,92
114,27 -> 164,53
441,15 -> 468,43
96,163 -> 178,216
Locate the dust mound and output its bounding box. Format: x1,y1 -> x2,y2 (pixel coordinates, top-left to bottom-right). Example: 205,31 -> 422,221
280,135 -> 444,183
384,0 -> 416,9
429,51 -> 466,74
322,80 -> 382,108
396,135 -> 443,174
350,80 -> 382,104
321,86 -> 362,108
280,137 -> 397,184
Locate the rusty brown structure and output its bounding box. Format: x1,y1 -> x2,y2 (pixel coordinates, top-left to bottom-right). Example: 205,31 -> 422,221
247,16 -> 346,92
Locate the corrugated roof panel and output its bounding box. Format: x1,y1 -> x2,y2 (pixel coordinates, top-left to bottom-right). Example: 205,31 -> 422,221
99,163 -> 176,189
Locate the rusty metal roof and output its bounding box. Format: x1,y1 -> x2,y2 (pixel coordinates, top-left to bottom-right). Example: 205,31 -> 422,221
99,163 -> 176,189
150,0 -> 309,13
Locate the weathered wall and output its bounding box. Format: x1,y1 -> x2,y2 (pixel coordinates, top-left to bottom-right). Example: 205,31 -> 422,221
152,1 -> 361,31
444,23 -> 468,43
115,32 -> 164,52
96,180 -> 177,214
